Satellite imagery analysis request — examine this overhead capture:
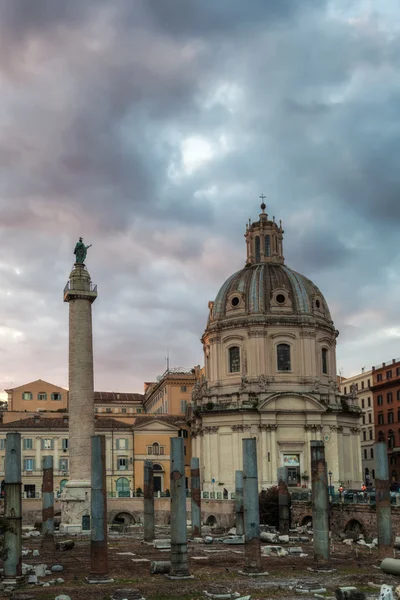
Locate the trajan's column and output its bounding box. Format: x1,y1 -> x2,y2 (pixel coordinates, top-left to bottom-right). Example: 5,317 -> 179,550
61,238 -> 97,533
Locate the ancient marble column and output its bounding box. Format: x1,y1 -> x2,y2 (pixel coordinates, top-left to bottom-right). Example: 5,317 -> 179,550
61,257 -> 97,533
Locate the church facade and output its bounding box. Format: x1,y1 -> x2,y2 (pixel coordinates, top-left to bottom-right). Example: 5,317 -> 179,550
189,203 -> 362,492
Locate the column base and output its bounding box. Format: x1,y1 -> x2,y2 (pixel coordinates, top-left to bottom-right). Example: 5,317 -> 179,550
60,480 -> 91,534
1,576 -> 24,589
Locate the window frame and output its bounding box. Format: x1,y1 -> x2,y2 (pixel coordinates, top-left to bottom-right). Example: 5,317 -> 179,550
321,348 -> 328,375
59,458 -> 69,472
23,458 -> 35,471
277,343 -> 291,372
117,457 -> 128,471
41,438 -> 54,450
228,345 -> 241,374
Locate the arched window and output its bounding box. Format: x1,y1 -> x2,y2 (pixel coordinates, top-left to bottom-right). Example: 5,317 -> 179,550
116,477 -> 130,497
378,413 -> 384,425
153,463 -> 163,471
277,344 -> 291,371
152,442 -> 160,455
255,236 -> 261,262
229,346 -> 240,373
265,235 -> 271,257
322,348 -> 328,374
378,431 -> 385,442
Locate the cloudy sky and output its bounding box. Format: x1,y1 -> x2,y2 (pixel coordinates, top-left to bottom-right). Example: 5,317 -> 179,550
1,0 -> 400,394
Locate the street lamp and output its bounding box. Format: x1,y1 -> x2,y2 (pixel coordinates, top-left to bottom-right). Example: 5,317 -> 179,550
328,471 -> 333,500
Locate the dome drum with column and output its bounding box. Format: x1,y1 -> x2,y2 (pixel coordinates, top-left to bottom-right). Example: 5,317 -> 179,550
190,200 -> 362,493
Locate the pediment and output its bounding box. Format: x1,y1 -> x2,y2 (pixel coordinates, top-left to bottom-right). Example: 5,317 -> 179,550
133,419 -> 180,432
259,393 -> 325,412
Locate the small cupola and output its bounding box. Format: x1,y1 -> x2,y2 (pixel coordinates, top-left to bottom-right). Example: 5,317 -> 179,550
244,196 -> 284,265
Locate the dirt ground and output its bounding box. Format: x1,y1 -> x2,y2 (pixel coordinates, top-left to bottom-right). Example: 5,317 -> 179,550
1,527 -> 399,600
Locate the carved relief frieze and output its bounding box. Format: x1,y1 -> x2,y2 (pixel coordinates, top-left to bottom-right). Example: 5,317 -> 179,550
239,376 -> 248,391
248,330 -> 265,338
329,425 -> 343,432
204,426 -> 219,434
258,424 -> 278,431
304,424 -> 323,431
299,330 -> 316,338
231,424 -> 252,432
192,379 -> 209,402
350,427 -> 361,434
257,374 -> 275,390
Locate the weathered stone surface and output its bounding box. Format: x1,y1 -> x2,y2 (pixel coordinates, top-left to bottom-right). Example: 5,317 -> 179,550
335,586 -> 366,600
34,565 -> 47,577
153,538 -> 171,549
260,531 -> 278,543
111,589 -> 144,600
288,547 -> 303,554
223,536 -> 244,545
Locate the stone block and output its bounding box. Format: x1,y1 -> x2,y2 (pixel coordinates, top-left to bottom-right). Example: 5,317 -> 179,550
335,587 -> 366,600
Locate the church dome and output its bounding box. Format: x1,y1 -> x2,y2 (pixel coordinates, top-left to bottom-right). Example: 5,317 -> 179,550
208,200 -> 332,326
212,262 -> 332,322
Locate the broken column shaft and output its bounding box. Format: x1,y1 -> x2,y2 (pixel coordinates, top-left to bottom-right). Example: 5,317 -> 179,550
42,455 -> 54,539
169,437 -> 191,578
88,435 -> 111,583
144,459 -> 155,542
235,470 -> 244,536
190,457 -> 201,538
4,432 -> 22,583
278,478 -> 290,535
375,441 -> 392,552
310,440 -> 330,563
243,438 -> 262,573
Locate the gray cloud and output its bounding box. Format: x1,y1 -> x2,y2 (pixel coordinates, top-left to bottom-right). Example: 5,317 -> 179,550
1,0 -> 399,393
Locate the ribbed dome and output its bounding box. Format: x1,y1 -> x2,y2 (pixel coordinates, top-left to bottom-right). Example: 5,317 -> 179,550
212,263 -> 332,322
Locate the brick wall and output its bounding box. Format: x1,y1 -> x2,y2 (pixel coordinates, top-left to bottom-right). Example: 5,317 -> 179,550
292,500 -> 400,537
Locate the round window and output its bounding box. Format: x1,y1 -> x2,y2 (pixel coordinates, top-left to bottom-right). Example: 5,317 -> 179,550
231,297 -> 240,307
316,299 -> 321,309
276,294 -> 286,304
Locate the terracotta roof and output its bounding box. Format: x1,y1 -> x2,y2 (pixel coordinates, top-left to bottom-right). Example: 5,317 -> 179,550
2,416 -> 130,430
133,415 -> 188,427
94,391 -> 144,403
5,379 -> 68,393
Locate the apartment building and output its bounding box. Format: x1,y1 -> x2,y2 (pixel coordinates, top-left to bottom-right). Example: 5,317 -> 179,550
339,368 -> 374,486
371,358 -> 400,482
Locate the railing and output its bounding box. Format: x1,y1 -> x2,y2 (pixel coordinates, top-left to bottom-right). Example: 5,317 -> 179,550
292,490 -> 400,506
63,281 -> 97,294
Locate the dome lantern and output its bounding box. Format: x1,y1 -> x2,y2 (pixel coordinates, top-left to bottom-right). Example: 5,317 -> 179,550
245,195 -> 284,265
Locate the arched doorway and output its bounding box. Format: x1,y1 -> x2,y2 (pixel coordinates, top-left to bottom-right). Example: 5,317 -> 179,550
153,463 -> 164,493
116,477 -> 130,498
